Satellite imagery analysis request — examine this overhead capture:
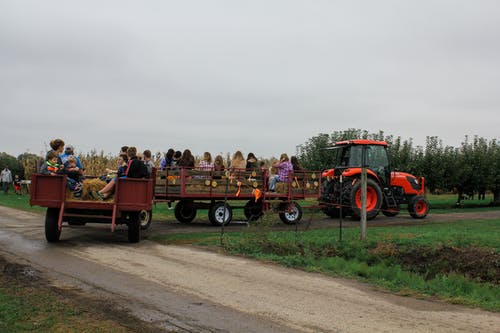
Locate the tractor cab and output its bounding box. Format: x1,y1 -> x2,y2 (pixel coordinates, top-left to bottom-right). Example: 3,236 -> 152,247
330,140 -> 391,186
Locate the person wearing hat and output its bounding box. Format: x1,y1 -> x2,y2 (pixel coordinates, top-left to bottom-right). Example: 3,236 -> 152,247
60,144 -> 83,169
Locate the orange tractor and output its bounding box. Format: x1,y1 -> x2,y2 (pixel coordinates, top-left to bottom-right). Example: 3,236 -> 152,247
320,140 -> 429,220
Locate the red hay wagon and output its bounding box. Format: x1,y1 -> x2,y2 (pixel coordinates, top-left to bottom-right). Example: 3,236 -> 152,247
30,174 -> 153,243
150,167 -> 322,225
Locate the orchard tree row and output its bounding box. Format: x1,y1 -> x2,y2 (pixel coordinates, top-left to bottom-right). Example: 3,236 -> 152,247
296,129 -> 500,204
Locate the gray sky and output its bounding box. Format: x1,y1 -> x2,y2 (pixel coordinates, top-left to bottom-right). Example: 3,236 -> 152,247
1,0 -> 499,158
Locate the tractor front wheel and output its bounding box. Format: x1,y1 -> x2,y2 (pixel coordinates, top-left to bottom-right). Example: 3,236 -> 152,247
408,196 -> 430,219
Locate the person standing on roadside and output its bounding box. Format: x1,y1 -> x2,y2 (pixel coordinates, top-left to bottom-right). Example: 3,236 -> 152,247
1,166 -> 13,194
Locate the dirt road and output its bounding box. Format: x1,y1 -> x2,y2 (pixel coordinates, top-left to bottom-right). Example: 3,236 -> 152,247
0,205 -> 499,332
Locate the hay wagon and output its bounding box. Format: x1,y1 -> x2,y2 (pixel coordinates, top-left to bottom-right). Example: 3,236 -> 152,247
30,174 -> 153,243
148,167 -> 322,225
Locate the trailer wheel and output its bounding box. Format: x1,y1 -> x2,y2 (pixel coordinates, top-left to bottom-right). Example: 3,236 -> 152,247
279,201 -> 302,225
244,199 -> 263,221
350,178 -> 383,220
209,202 -> 232,226
128,212 -> 141,243
45,208 -> 61,243
174,200 -> 197,223
139,209 -> 152,230
408,195 -> 430,219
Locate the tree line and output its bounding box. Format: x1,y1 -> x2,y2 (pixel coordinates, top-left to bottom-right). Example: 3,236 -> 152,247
296,129 -> 500,204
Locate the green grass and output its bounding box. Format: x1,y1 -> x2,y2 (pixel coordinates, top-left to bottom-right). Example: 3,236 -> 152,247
0,276 -> 131,333
0,192 -> 45,213
155,219 -> 500,311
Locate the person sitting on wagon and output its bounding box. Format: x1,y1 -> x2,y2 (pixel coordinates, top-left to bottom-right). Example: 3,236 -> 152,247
196,152 -> 213,179
63,155 -> 84,197
246,153 -> 258,170
40,151 -> 63,176
177,149 -> 195,168
143,149 -> 155,177
91,147 -> 148,200
213,154 -> 225,179
159,148 -> 175,170
268,153 -> 293,193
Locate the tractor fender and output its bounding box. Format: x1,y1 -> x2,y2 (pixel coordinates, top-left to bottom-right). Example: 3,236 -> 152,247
341,168 -> 380,182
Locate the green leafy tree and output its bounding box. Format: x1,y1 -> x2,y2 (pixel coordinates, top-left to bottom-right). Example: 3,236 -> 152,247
487,139 -> 500,204
0,152 -> 23,179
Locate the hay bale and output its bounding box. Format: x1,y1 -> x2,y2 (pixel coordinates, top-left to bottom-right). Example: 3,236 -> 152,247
81,178 -> 107,200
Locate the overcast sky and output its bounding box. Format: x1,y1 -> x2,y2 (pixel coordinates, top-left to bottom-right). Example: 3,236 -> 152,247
1,1 -> 499,158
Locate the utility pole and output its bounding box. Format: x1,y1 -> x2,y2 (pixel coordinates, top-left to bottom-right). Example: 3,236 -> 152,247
360,146 -> 367,241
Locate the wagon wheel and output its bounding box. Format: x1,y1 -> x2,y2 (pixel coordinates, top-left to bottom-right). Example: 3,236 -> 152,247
139,209 -> 153,230
279,201 -> 302,225
209,202 -> 232,226
408,195 -> 430,219
45,208 -> 61,242
174,200 -> 197,223
127,211 -> 141,243
244,199 -> 263,222
349,178 -> 383,220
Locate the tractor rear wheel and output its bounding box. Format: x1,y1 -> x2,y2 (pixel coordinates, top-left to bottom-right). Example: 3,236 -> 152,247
408,195 -> 430,219
350,178 -> 383,220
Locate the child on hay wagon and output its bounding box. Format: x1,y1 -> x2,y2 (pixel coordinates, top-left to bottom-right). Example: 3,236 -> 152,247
40,151 -> 82,197
91,147 -> 148,200
63,155 -> 84,197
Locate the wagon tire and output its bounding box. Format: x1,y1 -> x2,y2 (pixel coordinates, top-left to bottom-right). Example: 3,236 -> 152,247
174,200 -> 197,223
139,209 -> 152,230
408,195 -> 430,219
128,212 -> 141,243
209,202 -> 232,226
350,178 -> 383,220
45,208 -> 61,243
279,201 -> 302,225
244,199 -> 263,221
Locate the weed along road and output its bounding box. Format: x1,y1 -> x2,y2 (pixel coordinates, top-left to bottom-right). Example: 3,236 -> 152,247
0,206 -> 499,333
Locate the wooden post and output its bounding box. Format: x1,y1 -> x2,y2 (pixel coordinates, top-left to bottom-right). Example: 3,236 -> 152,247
360,147 -> 367,241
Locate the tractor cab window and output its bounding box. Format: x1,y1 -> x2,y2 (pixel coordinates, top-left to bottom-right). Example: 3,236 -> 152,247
366,145 -> 390,184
